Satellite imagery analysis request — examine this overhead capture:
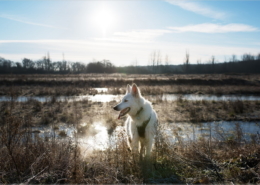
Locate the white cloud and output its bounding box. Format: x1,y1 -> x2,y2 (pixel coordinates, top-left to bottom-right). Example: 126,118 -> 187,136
0,39 -> 154,64
0,14 -> 63,29
96,29 -> 172,43
0,40 -> 83,44
114,29 -> 171,40
169,23 -> 258,33
1,39 -> 260,66
165,0 -> 227,20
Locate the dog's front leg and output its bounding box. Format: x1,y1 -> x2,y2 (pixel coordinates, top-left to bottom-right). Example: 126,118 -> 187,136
140,141 -> 145,161
129,135 -> 139,163
130,131 -> 139,154
129,126 -> 139,163
129,121 -> 139,153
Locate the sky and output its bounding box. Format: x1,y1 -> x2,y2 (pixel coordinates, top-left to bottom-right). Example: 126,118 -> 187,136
0,0 -> 260,66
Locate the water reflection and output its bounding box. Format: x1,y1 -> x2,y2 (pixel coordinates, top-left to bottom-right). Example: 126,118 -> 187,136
30,121 -> 260,151
31,122 -> 115,152
93,88 -> 108,93
162,94 -> 260,101
165,121 -> 260,144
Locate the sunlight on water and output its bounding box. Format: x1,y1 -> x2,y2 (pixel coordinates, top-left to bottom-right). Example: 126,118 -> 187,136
88,94 -> 121,102
93,88 -> 108,93
79,124 -> 126,156
81,122 -> 88,127
79,122 -> 109,154
31,120 -> 260,157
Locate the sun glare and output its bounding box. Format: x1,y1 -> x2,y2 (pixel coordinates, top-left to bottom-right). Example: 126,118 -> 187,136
92,6 -> 117,36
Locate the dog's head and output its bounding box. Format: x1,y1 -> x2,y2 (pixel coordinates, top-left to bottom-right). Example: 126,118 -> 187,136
113,83 -> 142,119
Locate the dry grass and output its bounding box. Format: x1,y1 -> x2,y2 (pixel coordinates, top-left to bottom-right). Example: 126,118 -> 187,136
153,97 -> 260,123
1,109 -> 259,183
0,113 -> 76,183
0,97 -> 260,183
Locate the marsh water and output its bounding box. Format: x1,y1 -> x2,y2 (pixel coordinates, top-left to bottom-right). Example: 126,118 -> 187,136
2,87 -> 260,151
1,94 -> 260,103
29,121 -> 260,153
1,87 -> 260,102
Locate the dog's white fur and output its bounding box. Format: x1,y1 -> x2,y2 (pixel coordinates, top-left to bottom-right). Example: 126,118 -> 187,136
113,84 -> 158,157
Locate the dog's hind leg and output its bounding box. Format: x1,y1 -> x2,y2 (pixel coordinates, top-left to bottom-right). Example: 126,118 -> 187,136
145,139 -> 153,158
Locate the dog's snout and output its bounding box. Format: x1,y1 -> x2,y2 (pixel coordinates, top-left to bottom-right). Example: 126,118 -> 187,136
113,105 -> 119,111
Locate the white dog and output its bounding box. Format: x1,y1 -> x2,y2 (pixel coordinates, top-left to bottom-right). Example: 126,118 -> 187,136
113,83 -> 158,158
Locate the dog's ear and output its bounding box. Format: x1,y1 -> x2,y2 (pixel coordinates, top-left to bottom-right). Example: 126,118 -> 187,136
131,83 -> 141,97
126,84 -> 132,94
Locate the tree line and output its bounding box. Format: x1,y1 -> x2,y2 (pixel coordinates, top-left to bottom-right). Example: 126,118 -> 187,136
0,55 -> 116,74
0,52 -> 260,74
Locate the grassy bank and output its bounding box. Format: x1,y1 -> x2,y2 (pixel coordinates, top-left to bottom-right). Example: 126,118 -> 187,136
2,84 -> 260,96
155,96 -> 260,123
1,74 -> 260,96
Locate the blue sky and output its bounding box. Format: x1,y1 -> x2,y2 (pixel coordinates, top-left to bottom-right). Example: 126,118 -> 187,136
0,0 -> 259,66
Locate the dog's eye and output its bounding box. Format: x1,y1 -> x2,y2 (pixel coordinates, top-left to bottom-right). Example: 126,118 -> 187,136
124,100 -> 128,102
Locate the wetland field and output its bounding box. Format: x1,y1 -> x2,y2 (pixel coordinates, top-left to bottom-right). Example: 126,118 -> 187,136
0,74 -> 260,184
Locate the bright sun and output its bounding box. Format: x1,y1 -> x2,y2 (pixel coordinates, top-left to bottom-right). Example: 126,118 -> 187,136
92,6 -> 117,36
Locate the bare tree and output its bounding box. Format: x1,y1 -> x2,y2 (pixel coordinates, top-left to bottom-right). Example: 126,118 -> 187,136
231,54 -> 237,62
42,53 -> 51,71
149,51 -> 156,73
211,55 -> 215,73
211,56 -> 215,64
134,58 -> 138,73
241,53 -> 255,61
149,50 -> 161,73
15,62 -> 22,69
156,50 -> 162,73
156,50 -> 161,66
257,53 -> 260,60
22,58 -> 34,69
183,50 -> 190,73
165,54 -> 169,66
36,60 -> 44,70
